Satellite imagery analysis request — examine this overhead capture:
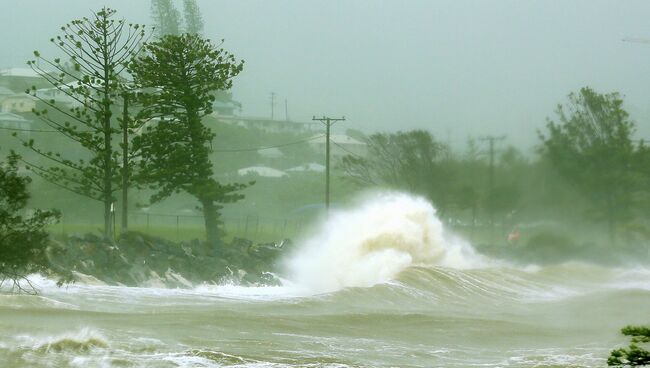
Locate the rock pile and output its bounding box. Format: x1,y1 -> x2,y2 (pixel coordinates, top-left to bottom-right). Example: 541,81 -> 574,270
46,232 -> 291,287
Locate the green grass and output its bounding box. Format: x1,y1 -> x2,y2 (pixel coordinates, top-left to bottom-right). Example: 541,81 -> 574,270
47,221 -> 298,244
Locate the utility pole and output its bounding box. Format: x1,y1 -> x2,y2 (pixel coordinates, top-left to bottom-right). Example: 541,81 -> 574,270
270,92 -> 276,120
313,115 -> 346,212
285,98 -> 289,121
479,135 -> 506,240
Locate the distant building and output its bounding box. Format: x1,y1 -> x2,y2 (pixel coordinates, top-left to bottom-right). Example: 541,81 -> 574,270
0,67 -> 52,92
237,166 -> 288,178
0,112 -> 32,137
0,86 -> 13,98
212,90 -> 241,116
0,67 -> 41,78
215,114 -> 321,134
0,86 -> 36,113
287,163 -> 326,173
257,147 -> 284,159
34,85 -> 82,108
308,134 -> 367,157
0,68 -> 85,111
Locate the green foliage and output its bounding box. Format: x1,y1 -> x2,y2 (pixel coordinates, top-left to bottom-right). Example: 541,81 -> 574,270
0,151 -> 59,293
609,325 -> 650,366
130,33 -> 248,248
341,130 -> 542,226
540,87 -> 649,245
622,326 -> 650,343
341,130 -> 451,204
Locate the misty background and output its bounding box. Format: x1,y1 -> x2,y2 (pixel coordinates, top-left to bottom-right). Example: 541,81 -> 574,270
2,0 -> 650,150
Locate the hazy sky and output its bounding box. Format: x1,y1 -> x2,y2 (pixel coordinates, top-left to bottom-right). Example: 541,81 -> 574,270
2,0 -> 650,149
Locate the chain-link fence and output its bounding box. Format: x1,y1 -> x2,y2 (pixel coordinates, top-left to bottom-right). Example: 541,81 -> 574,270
53,211 -> 309,242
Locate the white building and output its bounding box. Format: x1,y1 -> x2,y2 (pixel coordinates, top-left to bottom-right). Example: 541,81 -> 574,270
237,166 -> 288,178
0,86 -> 36,113
287,163 -> 326,173
308,134 -> 367,158
0,112 -> 33,137
257,147 -> 284,159
215,114 -> 321,134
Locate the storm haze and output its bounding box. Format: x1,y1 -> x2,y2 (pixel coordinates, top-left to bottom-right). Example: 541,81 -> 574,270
2,2 -> 650,367
2,0 -> 650,149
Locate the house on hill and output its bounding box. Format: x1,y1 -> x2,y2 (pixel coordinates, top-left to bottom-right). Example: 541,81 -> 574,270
212,90 -> 241,116
0,112 -> 33,137
0,67 -> 53,92
0,86 -> 36,113
308,134 -> 367,158
215,114 -> 321,134
237,166 -> 288,178
34,85 -> 82,108
287,163 -> 326,173
257,147 -> 284,159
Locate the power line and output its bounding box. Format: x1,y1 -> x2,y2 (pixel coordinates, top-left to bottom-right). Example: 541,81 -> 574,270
0,126 -> 60,133
0,124 -> 324,152
331,140 -> 363,158
212,135 -> 324,152
0,126 -> 97,133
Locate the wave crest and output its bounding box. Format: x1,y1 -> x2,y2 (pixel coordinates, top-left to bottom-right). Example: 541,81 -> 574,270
285,192 -> 484,293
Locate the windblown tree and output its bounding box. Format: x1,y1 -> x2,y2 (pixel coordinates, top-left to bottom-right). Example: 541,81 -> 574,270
489,147 -> 525,227
452,138 -> 486,232
539,87 -> 647,245
21,8 -> 148,241
130,33 -> 248,249
151,0 -> 182,37
608,325 -> 650,366
341,130 -> 456,214
0,151 -> 59,293
183,0 -> 204,35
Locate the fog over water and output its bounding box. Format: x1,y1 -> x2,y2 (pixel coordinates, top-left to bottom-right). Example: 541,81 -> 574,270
2,0 -> 650,148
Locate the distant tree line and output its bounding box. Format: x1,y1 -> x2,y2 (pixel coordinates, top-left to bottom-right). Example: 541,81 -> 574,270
151,0 -> 204,38
341,87 -> 650,247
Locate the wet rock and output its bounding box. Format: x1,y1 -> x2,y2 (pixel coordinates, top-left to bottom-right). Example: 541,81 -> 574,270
46,231 -> 289,288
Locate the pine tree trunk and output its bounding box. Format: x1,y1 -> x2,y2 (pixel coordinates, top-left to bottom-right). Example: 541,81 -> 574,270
607,194 -> 616,247
101,18 -> 113,242
200,197 -> 220,250
121,93 -> 129,233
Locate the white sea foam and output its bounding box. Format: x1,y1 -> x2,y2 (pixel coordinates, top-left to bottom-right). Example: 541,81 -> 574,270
285,192 -> 484,293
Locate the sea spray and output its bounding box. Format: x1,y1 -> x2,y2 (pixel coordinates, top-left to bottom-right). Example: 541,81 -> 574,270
285,192 -> 483,293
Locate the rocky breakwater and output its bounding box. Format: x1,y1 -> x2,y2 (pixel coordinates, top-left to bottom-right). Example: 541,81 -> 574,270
46,232 -> 290,287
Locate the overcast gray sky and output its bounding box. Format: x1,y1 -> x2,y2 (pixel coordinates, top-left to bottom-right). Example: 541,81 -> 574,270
2,0 -> 650,149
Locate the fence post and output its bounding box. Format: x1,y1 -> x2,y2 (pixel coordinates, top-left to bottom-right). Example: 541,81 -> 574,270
176,215 -> 180,240
146,213 -> 150,232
